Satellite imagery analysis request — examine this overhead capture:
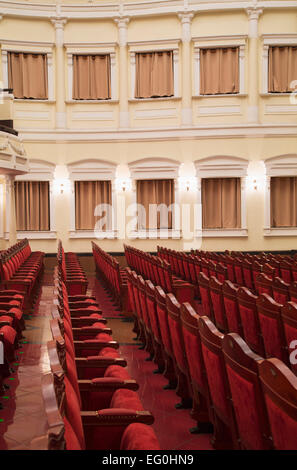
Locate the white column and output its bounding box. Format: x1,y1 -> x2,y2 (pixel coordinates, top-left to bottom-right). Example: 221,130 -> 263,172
264,175 -> 271,230
262,45 -> 269,94
67,53 -> 73,101
239,45 -> 245,94
246,7 -> 262,123
115,17 -> 130,128
178,12 -> 193,126
47,52 -> 54,101
1,50 -> 8,89
5,175 -> 16,244
194,47 -> 200,96
110,52 -> 117,100
52,17 -> 67,129
49,180 -> 55,232
130,51 -> 136,99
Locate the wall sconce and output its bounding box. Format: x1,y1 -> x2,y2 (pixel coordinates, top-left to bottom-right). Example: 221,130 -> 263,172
115,177 -> 131,192
178,176 -> 197,192
53,178 -> 70,195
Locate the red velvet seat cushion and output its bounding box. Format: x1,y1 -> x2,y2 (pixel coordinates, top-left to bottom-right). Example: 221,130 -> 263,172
99,348 -> 121,358
0,315 -> 13,324
120,423 -> 160,450
265,395 -> 297,450
64,417 -> 83,450
64,377 -> 85,450
94,333 -> 114,342
201,343 -> 228,418
9,308 -> 23,320
104,365 -> 131,380
1,325 -> 16,345
89,313 -> 103,319
226,364 -> 263,449
110,389 -> 144,411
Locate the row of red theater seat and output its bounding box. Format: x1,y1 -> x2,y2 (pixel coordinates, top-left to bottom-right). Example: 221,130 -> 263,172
197,271 -> 297,373
126,266 -> 297,450
57,240 -> 88,295
158,246 -> 297,293
0,238 -> 44,310
124,244 -> 195,305
32,261 -> 160,450
92,241 -> 130,314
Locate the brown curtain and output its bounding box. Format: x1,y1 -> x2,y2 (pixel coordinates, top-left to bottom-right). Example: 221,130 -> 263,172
8,52 -> 48,99
15,181 -> 50,231
200,47 -> 239,95
268,46 -> 297,93
202,178 -> 241,229
72,55 -> 111,100
271,177 -> 297,227
75,180 -> 112,230
137,179 -> 174,229
135,51 -> 174,98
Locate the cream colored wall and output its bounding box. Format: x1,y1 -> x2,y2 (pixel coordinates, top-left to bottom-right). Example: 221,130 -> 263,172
0,3 -> 296,253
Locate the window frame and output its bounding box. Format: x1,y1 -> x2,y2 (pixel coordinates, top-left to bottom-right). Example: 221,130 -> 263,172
1,41 -> 54,102
128,40 -> 180,101
128,157 -> 181,239
264,155 -> 297,237
195,156 -> 249,238
67,159 -> 117,239
13,159 -> 56,239
193,35 -> 247,98
64,43 -> 117,103
261,35 -> 297,95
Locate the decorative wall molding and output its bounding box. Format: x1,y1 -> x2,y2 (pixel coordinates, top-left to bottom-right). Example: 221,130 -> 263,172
15,111 -> 51,121
0,1 -> 295,21
265,105 -> 297,114
134,108 -> 178,119
18,123 -> 297,142
128,157 -> 180,180
71,111 -> 114,121
198,105 -> 241,116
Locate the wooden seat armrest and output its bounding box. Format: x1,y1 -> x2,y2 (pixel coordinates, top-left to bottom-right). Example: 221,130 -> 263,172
81,410 -> 154,426
72,327 -> 112,338
74,340 -> 119,350
75,356 -> 127,369
78,378 -> 138,392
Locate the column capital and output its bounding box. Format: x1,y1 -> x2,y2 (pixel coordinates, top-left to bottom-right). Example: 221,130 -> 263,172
178,12 -> 194,42
51,17 -> 67,29
246,7 -> 263,38
115,17 -> 130,47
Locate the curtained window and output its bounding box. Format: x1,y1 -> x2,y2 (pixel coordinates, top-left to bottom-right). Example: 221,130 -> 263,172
8,52 -> 48,99
202,177 -> 241,229
135,51 -> 174,99
72,55 -> 111,100
270,177 -> 297,227
75,180 -> 112,230
15,181 -> 50,231
200,47 -> 239,95
268,46 -> 297,93
136,179 -> 174,230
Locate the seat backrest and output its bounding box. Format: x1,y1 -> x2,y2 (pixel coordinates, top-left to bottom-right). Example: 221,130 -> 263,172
166,293 -> 188,374
222,333 -> 271,450
155,285 -> 173,357
198,315 -> 238,448
198,272 -> 212,319
259,358 -> 297,450
289,282 -> 297,304
222,280 -> 242,335
272,276 -> 290,305
256,294 -> 288,364
237,287 -> 265,356
281,301 -> 297,374
280,259 -> 293,284
233,258 -> 244,286
41,373 -> 67,450
256,273 -> 273,297
145,280 -> 161,343
242,259 -> 254,290
209,276 -> 228,332
180,303 -> 208,398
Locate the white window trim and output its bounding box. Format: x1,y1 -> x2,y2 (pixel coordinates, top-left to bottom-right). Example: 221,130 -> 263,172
262,35 -> 297,95
264,154 -> 297,236
194,156 -> 249,238
65,44 -> 117,102
193,35 -> 247,97
128,40 -> 180,99
67,159 -> 117,239
12,159 -> 56,240
128,157 -> 181,239
1,42 -> 54,101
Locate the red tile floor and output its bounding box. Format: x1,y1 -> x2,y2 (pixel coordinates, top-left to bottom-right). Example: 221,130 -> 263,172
0,272 -> 213,450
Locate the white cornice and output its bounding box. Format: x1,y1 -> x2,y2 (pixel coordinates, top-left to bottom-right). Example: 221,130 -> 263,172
0,1 -> 296,21
17,123 -> 297,143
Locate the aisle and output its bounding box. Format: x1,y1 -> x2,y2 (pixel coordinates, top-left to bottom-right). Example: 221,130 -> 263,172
0,273 -> 53,450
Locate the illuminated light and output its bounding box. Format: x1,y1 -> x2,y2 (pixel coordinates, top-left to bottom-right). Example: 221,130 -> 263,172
178,176 -> 197,192
115,177 -> 132,192
53,178 -> 71,195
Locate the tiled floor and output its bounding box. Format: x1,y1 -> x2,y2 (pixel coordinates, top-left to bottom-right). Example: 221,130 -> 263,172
0,272 -> 213,450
